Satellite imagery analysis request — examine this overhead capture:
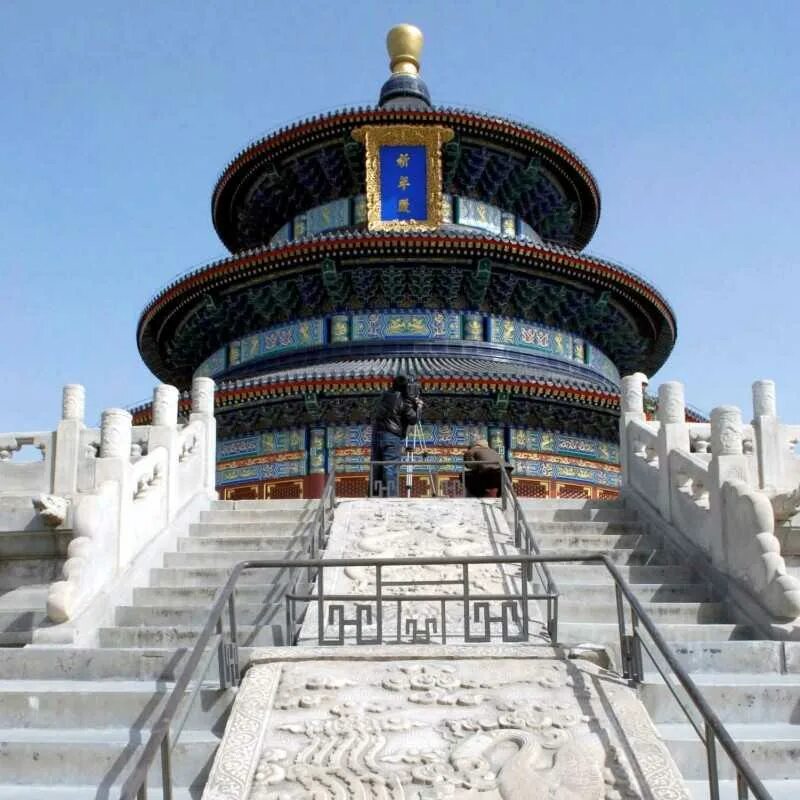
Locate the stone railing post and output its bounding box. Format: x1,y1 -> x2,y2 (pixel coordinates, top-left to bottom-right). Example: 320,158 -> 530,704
99,409 -> 133,459
94,408 -> 133,568
619,372 -> 648,486
148,384 -> 180,516
656,381 -> 689,522
152,384 -> 179,427
53,384 -> 86,495
190,377 -> 217,495
752,379 -> 780,490
709,405 -> 748,566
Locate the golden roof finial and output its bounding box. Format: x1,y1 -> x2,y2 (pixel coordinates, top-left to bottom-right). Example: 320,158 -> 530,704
386,24 -> 423,76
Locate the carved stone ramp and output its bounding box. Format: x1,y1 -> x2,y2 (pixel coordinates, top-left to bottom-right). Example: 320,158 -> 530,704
206,499 -> 689,798
203,645 -> 689,800
297,499 -> 544,646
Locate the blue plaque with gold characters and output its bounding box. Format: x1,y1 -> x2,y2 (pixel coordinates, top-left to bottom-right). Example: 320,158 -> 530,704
352,124 -> 453,231
379,145 -> 426,221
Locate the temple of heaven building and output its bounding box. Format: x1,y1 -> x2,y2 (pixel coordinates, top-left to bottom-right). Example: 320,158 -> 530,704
134,24 -> 680,501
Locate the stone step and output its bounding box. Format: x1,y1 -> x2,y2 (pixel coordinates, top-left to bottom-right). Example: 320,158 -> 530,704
0,647 -> 254,681
149,566 -> 307,587
0,607 -> 48,633
0,529 -> 72,559
545,582 -> 714,604
0,584 -> 49,609
519,499 -> 625,510
555,622 -> 754,647
520,506 -> 636,523
528,520 -> 643,535
641,674 -> 800,724
0,630 -> 36,646
554,600 -> 728,625
0,727 -> 217,786
647,640 -> 786,674
0,680 -> 233,729
188,521 -> 312,537
176,536 -> 308,553
660,722 -> 800,780
543,564 -> 697,583
133,583 -> 312,607
115,602 -> 289,627
210,499 -> 319,511
0,558 -> 63,592
528,548 -> 671,566
97,624 -> 289,648
162,551 -> 307,568
532,532 -> 661,550
199,508 -> 318,523
683,779 -> 800,800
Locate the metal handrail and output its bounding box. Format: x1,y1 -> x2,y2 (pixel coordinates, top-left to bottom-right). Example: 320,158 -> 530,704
119,471 -> 336,800
119,556 -> 770,800
601,554 -> 771,800
119,485 -> 769,800
499,466 -> 560,641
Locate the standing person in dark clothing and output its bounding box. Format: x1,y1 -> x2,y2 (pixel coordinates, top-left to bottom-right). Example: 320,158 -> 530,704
463,438 -> 503,498
372,375 -> 422,496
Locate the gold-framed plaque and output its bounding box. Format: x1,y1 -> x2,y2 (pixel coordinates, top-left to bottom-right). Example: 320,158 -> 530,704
351,124 -> 454,232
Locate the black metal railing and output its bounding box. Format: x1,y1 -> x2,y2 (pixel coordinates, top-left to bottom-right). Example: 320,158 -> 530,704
307,468 -> 336,560
120,556 -> 771,800
284,553 -> 547,646
499,465 -> 559,641
119,479 -> 771,800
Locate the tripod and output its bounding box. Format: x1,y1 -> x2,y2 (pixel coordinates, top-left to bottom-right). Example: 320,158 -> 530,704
404,417 -> 437,498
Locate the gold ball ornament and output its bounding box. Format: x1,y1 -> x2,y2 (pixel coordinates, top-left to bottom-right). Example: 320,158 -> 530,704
386,24 -> 423,76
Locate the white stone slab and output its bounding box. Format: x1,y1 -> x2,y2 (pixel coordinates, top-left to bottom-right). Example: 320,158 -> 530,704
204,645 -> 689,800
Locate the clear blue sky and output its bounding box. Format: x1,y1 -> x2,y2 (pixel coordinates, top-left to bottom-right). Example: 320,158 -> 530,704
1,1 -> 798,431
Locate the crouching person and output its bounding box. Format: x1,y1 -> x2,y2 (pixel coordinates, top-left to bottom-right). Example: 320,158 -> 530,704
463,438 -> 503,498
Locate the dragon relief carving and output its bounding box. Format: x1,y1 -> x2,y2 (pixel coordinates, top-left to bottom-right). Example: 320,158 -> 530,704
247,662 -> 632,800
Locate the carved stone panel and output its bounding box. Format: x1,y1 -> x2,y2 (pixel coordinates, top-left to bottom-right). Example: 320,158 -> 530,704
203,653 -> 689,800
298,499 -> 542,646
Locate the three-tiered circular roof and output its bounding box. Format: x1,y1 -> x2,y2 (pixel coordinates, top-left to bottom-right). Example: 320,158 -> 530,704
137,23 -> 677,408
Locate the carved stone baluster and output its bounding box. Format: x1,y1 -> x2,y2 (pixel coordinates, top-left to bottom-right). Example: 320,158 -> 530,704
711,406 -> 743,457
100,409 -> 133,460
190,377 -> 217,494
620,372 -> 649,487
752,379 -> 779,490
54,384 -> 87,495
656,381 -> 689,522
191,377 -> 215,417
709,405 -> 748,565
152,384 -> 179,427
62,384 -> 86,422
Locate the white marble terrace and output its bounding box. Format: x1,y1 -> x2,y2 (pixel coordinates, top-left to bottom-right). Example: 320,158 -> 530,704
0,378 -> 217,642
620,373 -> 800,631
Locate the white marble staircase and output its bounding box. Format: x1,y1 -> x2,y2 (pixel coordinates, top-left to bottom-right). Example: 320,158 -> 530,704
0,498 -> 317,799
522,497 -> 800,800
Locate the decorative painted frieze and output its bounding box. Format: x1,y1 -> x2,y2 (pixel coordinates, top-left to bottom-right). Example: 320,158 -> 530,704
351,310 -> 461,340
510,428 -> 619,464
228,319 -> 325,368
